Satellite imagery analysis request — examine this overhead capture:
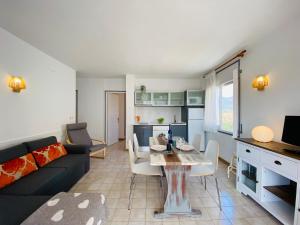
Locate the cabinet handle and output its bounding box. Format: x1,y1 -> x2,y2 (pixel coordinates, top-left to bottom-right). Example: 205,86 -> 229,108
274,160 -> 282,165
246,149 -> 251,153
298,208 -> 300,212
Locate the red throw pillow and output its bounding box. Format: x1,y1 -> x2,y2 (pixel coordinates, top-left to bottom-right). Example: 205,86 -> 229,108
32,143 -> 68,167
0,153 -> 38,189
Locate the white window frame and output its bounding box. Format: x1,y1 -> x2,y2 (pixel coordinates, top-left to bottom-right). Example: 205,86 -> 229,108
218,80 -> 234,135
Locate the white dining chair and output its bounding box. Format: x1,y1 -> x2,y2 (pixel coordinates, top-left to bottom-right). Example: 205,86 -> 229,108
149,136 -> 159,146
128,140 -> 163,209
192,134 -> 201,151
191,132 -> 205,152
190,140 -> 222,210
133,133 -> 150,159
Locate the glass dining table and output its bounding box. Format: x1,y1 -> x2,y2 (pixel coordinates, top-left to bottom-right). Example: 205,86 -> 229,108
149,137 -> 212,218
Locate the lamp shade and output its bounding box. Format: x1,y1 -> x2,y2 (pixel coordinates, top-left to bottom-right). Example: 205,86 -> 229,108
252,75 -> 269,91
251,126 -> 274,143
8,76 -> 26,92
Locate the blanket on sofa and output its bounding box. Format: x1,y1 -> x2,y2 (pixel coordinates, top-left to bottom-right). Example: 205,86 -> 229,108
21,192 -> 107,225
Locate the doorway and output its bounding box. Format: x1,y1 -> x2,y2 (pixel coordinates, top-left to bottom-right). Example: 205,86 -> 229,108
105,91 -> 126,146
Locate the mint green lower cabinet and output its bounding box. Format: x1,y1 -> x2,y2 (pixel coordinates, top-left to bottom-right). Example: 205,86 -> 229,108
134,125 -> 153,146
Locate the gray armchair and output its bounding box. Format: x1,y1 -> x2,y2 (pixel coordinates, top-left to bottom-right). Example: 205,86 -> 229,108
66,122 -> 107,158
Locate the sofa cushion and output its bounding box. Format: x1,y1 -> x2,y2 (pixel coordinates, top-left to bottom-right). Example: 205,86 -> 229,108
0,144 -> 28,164
44,154 -> 87,170
45,154 -> 89,190
0,195 -> 51,225
32,143 -> 67,167
24,136 -> 57,153
0,153 -> 38,189
0,167 -> 67,196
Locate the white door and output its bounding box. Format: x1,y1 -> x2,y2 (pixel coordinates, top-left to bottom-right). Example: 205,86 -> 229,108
107,93 -> 119,145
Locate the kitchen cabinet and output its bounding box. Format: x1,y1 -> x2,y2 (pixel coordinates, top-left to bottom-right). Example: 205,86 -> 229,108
169,92 -> 185,106
185,90 -> 205,106
152,92 -> 169,106
134,91 -> 185,107
237,142 -> 261,201
135,92 -> 152,106
170,124 -> 187,141
133,125 -> 153,146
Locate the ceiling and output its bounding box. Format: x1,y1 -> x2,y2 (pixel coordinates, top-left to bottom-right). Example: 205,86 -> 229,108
0,0 -> 299,78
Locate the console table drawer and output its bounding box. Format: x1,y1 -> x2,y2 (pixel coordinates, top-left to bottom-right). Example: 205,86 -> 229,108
261,151 -> 298,180
238,143 -> 259,162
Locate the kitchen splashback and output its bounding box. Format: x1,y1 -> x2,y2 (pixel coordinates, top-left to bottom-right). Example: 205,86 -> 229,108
135,107 -> 181,124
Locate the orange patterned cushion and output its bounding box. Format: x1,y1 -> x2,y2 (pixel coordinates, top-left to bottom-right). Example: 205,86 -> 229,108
32,143 -> 67,167
0,153 -> 38,189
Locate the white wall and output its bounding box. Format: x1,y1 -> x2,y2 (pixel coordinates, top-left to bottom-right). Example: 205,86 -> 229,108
135,78 -> 204,92
126,74 -> 136,147
206,17 -> 300,162
76,77 -> 125,140
135,107 -> 181,124
0,27 -> 76,148
240,17 -> 300,141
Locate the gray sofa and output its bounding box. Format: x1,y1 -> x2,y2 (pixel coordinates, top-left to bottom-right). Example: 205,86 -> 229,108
0,136 -> 90,225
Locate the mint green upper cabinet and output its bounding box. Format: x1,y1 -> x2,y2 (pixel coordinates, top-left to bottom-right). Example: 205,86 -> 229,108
135,91 -> 201,107
170,92 -> 185,106
135,92 -> 152,106
186,90 -> 205,106
152,92 -> 169,106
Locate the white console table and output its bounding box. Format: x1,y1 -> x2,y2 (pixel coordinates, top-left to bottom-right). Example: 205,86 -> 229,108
236,138 -> 300,225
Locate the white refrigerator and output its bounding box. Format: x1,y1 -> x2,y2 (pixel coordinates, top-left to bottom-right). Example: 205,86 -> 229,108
187,108 -> 205,151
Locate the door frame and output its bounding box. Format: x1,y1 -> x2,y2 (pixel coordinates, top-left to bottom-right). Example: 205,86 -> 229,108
105,90 -> 126,144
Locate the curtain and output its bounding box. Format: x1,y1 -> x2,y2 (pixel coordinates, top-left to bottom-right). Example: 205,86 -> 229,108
204,71 -> 219,133
232,68 -> 240,138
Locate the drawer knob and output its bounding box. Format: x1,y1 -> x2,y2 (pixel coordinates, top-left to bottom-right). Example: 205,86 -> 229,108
246,149 -> 251,153
274,160 -> 282,165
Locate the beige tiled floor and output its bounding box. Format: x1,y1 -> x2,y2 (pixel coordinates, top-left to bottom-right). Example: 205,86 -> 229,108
71,141 -> 282,225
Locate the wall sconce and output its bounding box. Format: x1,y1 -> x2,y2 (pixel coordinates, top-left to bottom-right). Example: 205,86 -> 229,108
8,76 -> 26,93
252,75 -> 269,91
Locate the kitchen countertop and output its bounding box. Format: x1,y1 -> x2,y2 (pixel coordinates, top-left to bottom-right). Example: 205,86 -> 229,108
133,123 -> 187,126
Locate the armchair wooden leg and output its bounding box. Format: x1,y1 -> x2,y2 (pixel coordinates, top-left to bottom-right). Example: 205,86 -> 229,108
90,148 -> 106,159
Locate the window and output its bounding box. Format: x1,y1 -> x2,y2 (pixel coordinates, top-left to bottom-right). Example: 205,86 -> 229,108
219,81 -> 233,134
